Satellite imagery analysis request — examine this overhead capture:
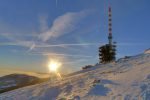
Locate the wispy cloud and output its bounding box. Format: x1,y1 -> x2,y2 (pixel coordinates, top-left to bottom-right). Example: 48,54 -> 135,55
117,43 -> 149,46
0,33 -> 36,51
0,41 -> 35,50
0,10 -> 91,51
64,58 -> 92,64
38,14 -> 49,32
35,43 -> 101,48
30,51 -> 93,58
0,42 -> 101,48
39,11 -> 88,42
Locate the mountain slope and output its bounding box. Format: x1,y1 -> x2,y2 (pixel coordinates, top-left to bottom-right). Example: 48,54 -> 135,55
1,53 -> 150,100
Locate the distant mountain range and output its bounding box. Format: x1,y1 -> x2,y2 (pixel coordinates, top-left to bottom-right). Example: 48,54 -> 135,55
0,73 -> 49,94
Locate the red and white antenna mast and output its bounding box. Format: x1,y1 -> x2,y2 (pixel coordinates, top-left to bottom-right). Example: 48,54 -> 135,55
108,6 -> 113,45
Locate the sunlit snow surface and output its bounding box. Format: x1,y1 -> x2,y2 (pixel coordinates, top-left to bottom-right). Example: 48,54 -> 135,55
1,53 -> 150,100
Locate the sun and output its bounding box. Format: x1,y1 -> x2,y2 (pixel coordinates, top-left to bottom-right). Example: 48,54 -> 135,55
48,60 -> 61,73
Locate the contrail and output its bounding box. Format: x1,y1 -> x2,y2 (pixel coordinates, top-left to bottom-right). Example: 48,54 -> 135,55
0,43 -> 18,46
117,43 -> 149,46
1,42 -> 149,48
56,0 -> 58,7
35,43 -> 101,48
30,52 -> 93,58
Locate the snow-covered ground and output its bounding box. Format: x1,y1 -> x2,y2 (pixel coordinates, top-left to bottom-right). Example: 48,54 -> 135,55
1,53 -> 150,100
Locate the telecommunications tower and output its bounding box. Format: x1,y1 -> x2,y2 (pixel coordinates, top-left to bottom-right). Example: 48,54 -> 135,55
99,6 -> 116,63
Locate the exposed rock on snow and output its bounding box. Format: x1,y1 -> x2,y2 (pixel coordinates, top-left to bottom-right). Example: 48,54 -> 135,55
144,48 -> 150,54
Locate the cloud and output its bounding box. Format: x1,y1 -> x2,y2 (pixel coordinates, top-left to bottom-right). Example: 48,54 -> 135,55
0,41 -> 101,49
0,33 -> 36,51
30,51 -> 93,58
0,41 -> 35,49
39,14 -> 49,32
39,11 -> 88,42
64,58 -> 91,64
0,10 -> 91,51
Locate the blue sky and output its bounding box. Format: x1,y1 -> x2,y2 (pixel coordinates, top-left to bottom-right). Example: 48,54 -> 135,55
0,0 -> 150,74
